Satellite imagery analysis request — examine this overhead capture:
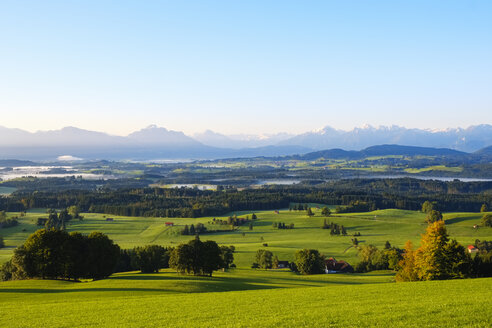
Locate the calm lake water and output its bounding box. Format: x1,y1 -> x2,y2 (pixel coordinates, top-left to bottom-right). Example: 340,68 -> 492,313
257,179 -> 301,185
0,166 -> 108,181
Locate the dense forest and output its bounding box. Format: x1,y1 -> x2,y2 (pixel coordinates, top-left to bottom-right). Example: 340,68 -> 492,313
1,178 -> 490,217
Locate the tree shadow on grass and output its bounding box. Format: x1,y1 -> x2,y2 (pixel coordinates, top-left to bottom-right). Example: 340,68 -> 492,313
0,287 -> 174,294
0,271 -> 395,295
445,217 -> 477,225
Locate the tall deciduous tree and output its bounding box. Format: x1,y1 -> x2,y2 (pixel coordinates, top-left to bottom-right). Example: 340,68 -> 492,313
415,221 -> 449,280
421,201 -> 436,213
425,210 -> 443,224
255,249 -> 273,269
294,249 -> 325,275
169,236 -> 223,276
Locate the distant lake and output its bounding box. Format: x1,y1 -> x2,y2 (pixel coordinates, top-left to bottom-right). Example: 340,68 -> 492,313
0,166 -> 108,181
257,179 -> 301,185
157,184 -> 217,190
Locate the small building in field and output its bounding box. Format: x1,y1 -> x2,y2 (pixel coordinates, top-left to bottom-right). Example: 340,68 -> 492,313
277,261 -> 289,269
324,257 -> 354,273
106,217 -> 114,222
467,245 -> 478,253
165,222 -> 174,227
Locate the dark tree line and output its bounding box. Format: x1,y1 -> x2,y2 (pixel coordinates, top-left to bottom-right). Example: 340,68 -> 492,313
2,178 -> 491,218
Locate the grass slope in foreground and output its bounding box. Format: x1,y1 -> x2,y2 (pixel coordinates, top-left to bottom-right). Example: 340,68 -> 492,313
0,270 -> 490,327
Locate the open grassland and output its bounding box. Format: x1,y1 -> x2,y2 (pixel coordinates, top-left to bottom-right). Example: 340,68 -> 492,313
1,208 -> 491,327
404,165 -> 463,174
1,208 -> 490,266
0,270 -> 490,327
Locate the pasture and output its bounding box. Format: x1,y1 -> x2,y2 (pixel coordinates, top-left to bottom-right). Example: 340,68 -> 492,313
0,270 -> 490,327
0,207 -> 490,267
1,207 -> 491,327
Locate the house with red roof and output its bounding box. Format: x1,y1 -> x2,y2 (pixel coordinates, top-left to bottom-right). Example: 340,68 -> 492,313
324,257 -> 354,273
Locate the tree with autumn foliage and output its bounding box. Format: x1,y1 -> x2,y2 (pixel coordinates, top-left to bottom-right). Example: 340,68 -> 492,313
414,221 -> 450,280
395,241 -> 418,282
398,221 -> 472,282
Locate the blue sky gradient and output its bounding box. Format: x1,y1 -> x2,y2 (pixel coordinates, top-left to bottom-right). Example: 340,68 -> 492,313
1,1 -> 491,135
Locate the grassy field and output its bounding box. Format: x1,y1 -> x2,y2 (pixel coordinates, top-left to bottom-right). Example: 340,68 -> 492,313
1,208 -> 490,266
1,208 -> 491,327
0,269 -> 490,327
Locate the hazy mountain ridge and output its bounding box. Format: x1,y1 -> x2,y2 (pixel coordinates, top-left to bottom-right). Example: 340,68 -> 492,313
0,124 -> 491,160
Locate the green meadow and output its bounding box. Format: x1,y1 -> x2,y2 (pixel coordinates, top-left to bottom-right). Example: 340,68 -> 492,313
0,270 -> 490,327
1,207 -> 490,266
1,207 -> 491,327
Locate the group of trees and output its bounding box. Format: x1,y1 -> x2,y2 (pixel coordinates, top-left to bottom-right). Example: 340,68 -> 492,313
396,221 -> 491,281
322,220 -> 347,236
115,245 -> 171,274
290,204 -> 309,211
0,229 -> 120,281
272,222 -> 294,229
252,248 -> 326,275
181,223 -> 207,235
115,240 -> 237,275
207,215 -> 255,232
36,207 -> 83,230
168,237 -> 235,276
355,242 -> 403,272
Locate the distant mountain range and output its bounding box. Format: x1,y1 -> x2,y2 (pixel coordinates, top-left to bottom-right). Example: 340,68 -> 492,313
278,124 -> 492,152
0,124 -> 491,160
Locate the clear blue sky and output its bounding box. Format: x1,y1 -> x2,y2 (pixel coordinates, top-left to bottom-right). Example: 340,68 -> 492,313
1,1 -> 491,135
